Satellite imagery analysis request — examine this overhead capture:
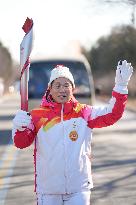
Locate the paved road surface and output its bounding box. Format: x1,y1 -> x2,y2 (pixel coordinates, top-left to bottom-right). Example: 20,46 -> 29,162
0,93 -> 136,205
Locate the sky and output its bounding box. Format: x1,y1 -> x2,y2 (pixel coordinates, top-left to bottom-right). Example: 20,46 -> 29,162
0,0 -> 133,62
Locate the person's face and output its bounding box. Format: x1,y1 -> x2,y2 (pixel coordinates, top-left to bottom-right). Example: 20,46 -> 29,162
50,77 -> 74,103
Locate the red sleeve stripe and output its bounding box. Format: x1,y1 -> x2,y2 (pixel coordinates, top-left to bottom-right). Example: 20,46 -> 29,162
88,91 -> 127,129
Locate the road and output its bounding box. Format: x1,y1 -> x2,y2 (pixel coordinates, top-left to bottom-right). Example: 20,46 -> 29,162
0,93 -> 136,205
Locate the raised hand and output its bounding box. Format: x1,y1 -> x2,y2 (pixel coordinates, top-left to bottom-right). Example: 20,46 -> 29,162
115,60 -> 133,86
114,60 -> 133,94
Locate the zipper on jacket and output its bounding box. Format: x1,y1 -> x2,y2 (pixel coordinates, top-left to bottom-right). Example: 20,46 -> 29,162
61,104 -> 68,193
61,104 -> 64,122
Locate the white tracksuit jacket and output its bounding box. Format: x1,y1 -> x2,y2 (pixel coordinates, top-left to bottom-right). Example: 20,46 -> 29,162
13,90 -> 127,194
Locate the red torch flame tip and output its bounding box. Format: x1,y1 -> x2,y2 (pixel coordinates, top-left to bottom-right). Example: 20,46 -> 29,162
22,17 -> 33,34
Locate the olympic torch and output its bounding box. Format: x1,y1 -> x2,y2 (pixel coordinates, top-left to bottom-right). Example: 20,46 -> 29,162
20,17 -> 33,111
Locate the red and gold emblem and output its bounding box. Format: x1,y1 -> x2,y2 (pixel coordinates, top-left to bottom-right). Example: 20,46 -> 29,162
69,130 -> 78,141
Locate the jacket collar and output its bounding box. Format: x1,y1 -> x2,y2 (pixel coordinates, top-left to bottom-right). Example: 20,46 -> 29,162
40,93 -> 78,114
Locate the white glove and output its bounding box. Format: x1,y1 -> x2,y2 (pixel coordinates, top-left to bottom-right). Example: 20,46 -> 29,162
114,60 -> 133,94
12,110 -> 32,131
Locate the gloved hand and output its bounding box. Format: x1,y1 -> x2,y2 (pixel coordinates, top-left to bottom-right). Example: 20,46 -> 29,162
114,60 -> 133,94
13,110 -> 32,131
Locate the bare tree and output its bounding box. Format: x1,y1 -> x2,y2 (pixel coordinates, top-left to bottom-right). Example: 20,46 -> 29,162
0,42 -> 13,92
100,0 -> 136,26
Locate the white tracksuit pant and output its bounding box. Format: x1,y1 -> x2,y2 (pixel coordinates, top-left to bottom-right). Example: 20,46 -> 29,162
37,191 -> 91,205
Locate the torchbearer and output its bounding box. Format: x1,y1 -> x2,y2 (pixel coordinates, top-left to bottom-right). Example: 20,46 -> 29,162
12,58 -> 133,204
20,17 -> 33,111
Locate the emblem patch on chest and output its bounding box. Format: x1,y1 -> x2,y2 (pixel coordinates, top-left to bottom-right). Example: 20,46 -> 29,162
69,121 -> 78,141
69,130 -> 78,141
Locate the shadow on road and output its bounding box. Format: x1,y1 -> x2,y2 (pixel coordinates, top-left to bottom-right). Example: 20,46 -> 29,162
0,100 -> 16,145
92,166 -> 136,204
91,129 -> 136,204
0,130 -> 12,145
0,115 -> 14,121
